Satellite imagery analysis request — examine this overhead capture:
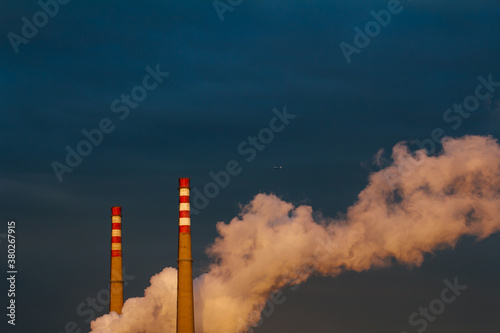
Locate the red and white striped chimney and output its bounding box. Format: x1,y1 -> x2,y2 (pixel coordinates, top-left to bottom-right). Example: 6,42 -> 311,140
177,178 -> 195,333
110,206 -> 123,314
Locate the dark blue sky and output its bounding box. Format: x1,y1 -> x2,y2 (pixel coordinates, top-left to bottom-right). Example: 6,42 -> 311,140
1,1 -> 500,332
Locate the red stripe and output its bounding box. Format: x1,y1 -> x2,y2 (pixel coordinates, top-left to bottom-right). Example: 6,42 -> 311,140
112,223 -> 121,230
179,178 -> 190,187
179,195 -> 190,203
179,225 -> 191,234
111,236 -> 121,243
111,207 -> 122,215
111,250 -> 122,257
179,210 -> 190,218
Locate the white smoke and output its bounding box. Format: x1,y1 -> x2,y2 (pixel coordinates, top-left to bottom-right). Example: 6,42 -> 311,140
90,135 -> 500,333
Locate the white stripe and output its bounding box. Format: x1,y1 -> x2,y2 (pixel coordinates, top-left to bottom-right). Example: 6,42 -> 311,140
179,217 -> 191,226
179,203 -> 190,211
112,216 -> 121,223
179,188 -> 190,196
111,243 -> 122,250
112,229 -> 121,237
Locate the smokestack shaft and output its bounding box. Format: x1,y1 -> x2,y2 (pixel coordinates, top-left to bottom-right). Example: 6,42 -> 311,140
110,206 -> 124,314
177,178 -> 195,333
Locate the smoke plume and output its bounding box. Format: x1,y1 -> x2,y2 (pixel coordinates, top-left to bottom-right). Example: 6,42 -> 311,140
90,135 -> 500,333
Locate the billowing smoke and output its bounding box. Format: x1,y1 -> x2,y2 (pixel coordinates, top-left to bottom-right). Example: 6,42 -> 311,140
90,135 -> 500,333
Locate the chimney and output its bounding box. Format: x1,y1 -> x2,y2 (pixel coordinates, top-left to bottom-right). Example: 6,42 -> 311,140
177,178 -> 195,333
110,206 -> 124,314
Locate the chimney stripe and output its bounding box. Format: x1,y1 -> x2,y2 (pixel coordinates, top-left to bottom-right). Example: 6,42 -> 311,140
179,203 -> 190,211
111,207 -> 122,216
179,210 -> 190,218
179,225 -> 191,234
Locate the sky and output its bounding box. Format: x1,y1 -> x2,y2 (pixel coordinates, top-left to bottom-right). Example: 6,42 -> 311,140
1,0 -> 500,332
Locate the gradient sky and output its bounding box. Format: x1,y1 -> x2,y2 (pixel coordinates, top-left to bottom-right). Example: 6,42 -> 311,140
1,1 -> 500,332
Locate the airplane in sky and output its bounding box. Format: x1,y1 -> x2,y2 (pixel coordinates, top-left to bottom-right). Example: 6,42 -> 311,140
273,166 -> 283,170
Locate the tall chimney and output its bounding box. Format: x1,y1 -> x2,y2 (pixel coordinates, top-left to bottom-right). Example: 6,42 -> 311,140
177,178 -> 195,333
110,206 -> 124,314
